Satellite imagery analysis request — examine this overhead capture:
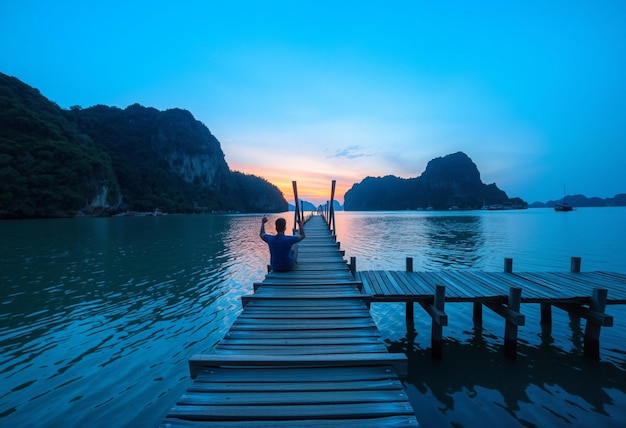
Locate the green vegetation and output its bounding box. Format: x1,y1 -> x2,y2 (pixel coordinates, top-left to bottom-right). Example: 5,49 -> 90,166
0,73 -> 287,218
0,73 -> 120,217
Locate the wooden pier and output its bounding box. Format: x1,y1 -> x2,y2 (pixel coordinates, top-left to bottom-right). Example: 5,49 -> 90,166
161,180 -> 625,426
355,256 -> 626,359
161,214 -> 419,427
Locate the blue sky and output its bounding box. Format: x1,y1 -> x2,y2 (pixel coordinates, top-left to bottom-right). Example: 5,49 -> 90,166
2,1 -> 625,204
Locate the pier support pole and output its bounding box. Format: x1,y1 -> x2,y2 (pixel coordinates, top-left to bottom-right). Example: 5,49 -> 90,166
503,257 -> 520,358
504,287 -> 522,359
584,288 -> 608,359
405,257 -> 414,327
431,285 -> 446,359
473,302 -> 483,327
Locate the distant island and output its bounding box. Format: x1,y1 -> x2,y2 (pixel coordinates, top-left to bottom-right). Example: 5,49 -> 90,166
0,73 -> 287,218
530,194 -> 626,208
343,152 -> 527,211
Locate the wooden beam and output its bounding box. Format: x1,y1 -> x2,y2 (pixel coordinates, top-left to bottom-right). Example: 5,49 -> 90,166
552,302 -> 613,326
482,301 -> 525,326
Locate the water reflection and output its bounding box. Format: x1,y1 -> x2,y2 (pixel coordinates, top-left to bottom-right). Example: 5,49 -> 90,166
0,215 -> 267,426
421,215 -> 485,269
387,331 -> 626,427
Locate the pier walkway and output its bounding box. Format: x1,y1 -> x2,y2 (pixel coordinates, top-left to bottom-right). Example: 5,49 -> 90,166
161,215 -> 419,427
356,257 -> 626,358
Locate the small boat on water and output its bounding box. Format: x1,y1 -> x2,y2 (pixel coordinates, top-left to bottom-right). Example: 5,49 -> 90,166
554,185 -> 574,211
554,202 -> 573,212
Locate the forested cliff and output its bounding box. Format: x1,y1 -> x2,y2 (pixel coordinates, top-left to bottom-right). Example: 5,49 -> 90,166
0,73 -> 287,218
344,152 -> 527,211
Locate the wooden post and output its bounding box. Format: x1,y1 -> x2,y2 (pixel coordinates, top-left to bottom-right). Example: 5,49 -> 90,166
584,288 -> 608,358
431,285 -> 446,359
571,256 -> 582,273
473,302 -> 483,327
292,181 -> 300,233
504,287 -> 522,358
329,180 -> 337,236
541,303 -> 552,327
504,257 -> 513,273
405,257 -> 414,330
349,256 -> 356,276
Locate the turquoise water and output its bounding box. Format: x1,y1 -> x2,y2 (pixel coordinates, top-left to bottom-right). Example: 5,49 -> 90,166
1,208 -> 625,427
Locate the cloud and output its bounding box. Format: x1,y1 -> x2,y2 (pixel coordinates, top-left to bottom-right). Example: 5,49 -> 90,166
326,145 -> 369,159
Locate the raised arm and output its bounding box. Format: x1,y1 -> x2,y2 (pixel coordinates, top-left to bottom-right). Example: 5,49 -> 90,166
260,216 -> 268,239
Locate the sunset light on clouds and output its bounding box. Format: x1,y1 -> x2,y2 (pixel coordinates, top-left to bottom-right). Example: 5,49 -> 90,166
2,1 -> 624,205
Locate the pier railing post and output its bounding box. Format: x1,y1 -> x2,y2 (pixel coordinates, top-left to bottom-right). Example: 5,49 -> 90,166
504,257 -> 513,273
349,256 -> 356,277
571,256 -> 581,273
329,180 -> 336,236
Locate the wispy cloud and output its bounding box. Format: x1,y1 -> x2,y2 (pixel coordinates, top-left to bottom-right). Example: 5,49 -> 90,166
326,145 -> 369,159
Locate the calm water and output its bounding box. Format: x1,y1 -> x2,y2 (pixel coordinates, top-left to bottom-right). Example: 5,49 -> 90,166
1,208 -> 625,427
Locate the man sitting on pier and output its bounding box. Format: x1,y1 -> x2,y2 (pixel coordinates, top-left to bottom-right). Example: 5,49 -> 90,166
260,217 -> 305,272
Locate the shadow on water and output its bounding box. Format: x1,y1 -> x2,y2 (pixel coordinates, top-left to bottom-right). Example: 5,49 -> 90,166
386,319 -> 626,428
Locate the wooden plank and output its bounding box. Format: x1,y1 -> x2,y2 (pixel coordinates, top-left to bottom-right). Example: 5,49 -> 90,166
217,336 -> 385,346
227,322 -> 377,332
194,365 -> 404,383
177,389 -> 409,406
214,344 -> 389,355
222,329 -> 381,340
189,353 -> 408,378
166,401 -> 416,421
187,379 -> 403,393
162,415 -> 419,427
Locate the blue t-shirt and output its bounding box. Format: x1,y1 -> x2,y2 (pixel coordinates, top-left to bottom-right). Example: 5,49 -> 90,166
261,234 -> 301,271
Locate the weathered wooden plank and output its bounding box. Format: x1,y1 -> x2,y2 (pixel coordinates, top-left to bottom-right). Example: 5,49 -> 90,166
187,379 -> 403,393
222,328 -> 381,340
189,353 -> 408,378
214,344 -> 389,355
228,319 -> 377,330
237,310 -> 371,319
194,365 -> 403,383
166,401 -> 416,421
177,389 -> 410,406
217,336 -> 385,346
241,294 -> 371,307
162,415 -> 419,427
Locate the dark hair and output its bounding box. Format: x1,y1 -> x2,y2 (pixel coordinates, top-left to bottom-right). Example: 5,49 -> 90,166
275,218 -> 287,232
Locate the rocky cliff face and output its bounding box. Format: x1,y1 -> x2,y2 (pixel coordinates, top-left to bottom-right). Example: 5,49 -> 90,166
151,108 -> 229,190
344,152 -> 521,211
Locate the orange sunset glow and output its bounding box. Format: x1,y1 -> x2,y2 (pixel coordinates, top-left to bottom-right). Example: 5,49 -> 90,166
232,164 -> 353,207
